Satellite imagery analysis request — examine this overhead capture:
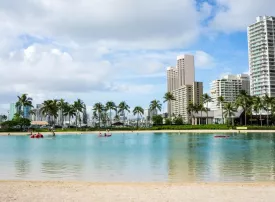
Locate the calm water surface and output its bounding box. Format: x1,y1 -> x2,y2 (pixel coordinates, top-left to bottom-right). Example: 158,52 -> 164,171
0,133 -> 275,182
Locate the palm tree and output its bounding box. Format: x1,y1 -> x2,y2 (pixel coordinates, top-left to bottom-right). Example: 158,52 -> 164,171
203,93 -> 212,124
163,92 -> 176,117
93,103 -> 104,127
63,104 -> 77,128
16,94 -> 33,118
187,102 -> 195,124
58,99 -> 67,126
253,96 -> 264,126
263,94 -> 273,126
133,106 -> 144,128
149,100 -> 162,120
0,115 -> 7,123
217,96 -> 225,124
40,100 -> 59,125
235,90 -> 251,126
118,101 -> 130,126
223,102 -> 237,126
73,99 -> 85,129
105,101 -> 116,127
197,103 -> 207,125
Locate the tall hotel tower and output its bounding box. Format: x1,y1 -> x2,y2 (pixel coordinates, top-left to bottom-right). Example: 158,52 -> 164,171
166,55 -> 203,123
248,16 -> 275,97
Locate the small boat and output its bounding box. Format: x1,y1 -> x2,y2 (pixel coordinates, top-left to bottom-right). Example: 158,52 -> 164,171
214,135 -> 230,138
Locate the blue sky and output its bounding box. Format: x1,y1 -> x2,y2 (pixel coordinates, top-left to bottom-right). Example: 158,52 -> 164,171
0,0 -> 273,114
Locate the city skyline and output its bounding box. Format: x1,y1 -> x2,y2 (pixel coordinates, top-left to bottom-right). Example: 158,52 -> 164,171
0,1 -> 274,114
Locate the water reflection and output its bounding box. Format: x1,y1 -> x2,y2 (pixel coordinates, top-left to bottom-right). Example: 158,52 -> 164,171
168,133 -> 275,182
15,159 -> 31,178
1,133 -> 275,182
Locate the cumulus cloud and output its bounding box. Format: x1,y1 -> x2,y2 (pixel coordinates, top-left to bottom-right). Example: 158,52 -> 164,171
210,0 -> 275,32
0,0 -> 219,113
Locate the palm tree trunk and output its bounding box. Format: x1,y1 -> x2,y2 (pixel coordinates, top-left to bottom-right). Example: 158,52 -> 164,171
76,112 -> 78,131
200,111 -> 202,125
232,116 -> 234,127
222,107 -> 224,124
244,110 -> 247,126
110,109 -> 112,127
267,110 -> 269,126
136,115 -> 138,128
206,103 -> 208,124
260,113 -> 263,126
69,116 -> 71,128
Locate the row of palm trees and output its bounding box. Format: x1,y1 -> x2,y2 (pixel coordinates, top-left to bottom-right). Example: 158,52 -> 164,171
13,93 -> 174,127
187,90 -> 275,126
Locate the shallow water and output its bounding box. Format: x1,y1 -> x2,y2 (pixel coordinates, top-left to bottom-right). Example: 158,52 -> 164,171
1,133 -> 275,182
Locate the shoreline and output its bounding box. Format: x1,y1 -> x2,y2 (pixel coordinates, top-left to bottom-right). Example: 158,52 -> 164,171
1,129 -> 275,136
1,181 -> 275,201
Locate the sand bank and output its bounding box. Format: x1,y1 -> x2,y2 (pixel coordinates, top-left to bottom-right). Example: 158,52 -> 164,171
1,130 -> 275,136
1,181 -> 275,202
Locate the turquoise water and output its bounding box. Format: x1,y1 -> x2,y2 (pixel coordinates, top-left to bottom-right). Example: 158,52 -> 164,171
0,133 -> 275,182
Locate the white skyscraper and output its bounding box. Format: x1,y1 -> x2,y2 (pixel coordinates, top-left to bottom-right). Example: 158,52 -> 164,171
248,16 -> 275,97
210,74 -> 250,110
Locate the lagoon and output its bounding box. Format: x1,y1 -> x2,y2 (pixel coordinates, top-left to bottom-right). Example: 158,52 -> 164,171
0,132 -> 275,182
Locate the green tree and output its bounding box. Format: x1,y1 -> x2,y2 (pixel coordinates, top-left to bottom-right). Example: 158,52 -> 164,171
133,106 -> 144,128
197,103 -> 207,125
217,96 -> 225,124
253,96 -> 264,126
223,102 -> 237,126
203,93 -> 212,124
93,103 -> 104,127
16,94 -> 33,118
263,94 -> 273,126
0,115 -> 7,123
152,115 -> 163,125
118,101 -> 130,126
40,100 -> 59,125
173,115 -> 183,125
165,118 -> 172,125
105,101 -> 116,126
73,99 -> 85,129
235,90 -> 252,126
57,99 -> 68,126
149,100 -> 162,114
163,92 -> 176,117
63,104 -> 77,128
82,104 -> 88,125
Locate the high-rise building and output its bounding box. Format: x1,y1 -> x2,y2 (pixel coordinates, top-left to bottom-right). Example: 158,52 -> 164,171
166,54 -> 203,123
177,55 -> 195,86
167,66 -> 178,92
8,103 -> 17,120
171,82 -> 203,122
210,74 -> 250,110
167,55 -> 196,117
248,16 -> 275,97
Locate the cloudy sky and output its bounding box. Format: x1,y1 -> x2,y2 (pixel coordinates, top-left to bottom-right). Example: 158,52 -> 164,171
0,0 -> 274,114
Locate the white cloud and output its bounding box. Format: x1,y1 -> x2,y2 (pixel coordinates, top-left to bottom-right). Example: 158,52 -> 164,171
210,0 -> 275,32
195,51 -> 216,69
0,0 -> 219,113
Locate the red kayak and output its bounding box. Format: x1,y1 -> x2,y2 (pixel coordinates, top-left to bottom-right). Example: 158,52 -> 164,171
214,135 -> 230,138
30,134 -> 44,139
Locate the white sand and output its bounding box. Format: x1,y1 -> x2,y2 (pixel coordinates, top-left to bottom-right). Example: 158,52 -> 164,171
1,181 -> 275,202
1,129 -> 275,136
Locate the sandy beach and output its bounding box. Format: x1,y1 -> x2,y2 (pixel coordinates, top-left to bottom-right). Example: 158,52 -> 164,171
1,129 -> 275,136
1,181 -> 275,202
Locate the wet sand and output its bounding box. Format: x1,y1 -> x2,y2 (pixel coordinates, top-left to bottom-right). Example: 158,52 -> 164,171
1,181 -> 275,202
